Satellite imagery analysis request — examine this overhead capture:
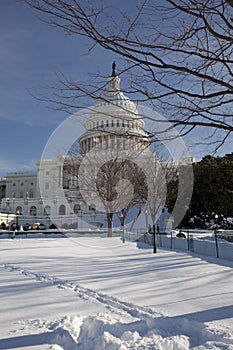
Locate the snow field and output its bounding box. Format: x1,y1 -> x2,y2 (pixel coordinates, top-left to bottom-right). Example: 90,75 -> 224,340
0,236 -> 233,349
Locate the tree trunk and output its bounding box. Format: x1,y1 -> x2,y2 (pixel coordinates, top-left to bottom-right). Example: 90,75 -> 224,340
153,222 -> 157,253
107,212 -> 113,237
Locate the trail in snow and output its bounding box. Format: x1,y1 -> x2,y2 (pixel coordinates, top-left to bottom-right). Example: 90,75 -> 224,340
1,262 -> 233,350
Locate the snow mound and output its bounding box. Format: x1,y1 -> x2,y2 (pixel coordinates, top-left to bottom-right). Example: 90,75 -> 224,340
47,313 -> 190,350
78,315 -> 190,350
34,312 -> 233,350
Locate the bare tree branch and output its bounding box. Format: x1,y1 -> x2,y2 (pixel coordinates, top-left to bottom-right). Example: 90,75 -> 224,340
24,0 -> 233,147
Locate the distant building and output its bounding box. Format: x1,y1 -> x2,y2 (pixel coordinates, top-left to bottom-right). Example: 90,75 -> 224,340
0,178 -> 6,201
180,157 -> 196,165
0,70 -> 151,229
0,68 -> 193,231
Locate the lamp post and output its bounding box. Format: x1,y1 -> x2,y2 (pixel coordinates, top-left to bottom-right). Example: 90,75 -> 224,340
214,214 -> 219,258
16,210 -> 20,231
145,209 -> 148,233
120,212 -> 125,243
215,214 -> 219,227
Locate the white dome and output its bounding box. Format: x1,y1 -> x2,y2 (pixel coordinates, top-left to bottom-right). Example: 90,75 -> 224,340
79,70 -> 150,155
84,75 -> 141,128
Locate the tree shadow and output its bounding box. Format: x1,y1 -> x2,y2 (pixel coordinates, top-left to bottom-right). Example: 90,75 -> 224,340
0,327 -> 76,349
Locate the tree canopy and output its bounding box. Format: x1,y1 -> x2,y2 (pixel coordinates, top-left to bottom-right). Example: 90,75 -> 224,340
182,153 -> 233,228
25,0 -> 233,149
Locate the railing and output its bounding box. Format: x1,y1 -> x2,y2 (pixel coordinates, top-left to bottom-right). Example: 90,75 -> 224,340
6,172 -> 37,176
124,229 -> 233,261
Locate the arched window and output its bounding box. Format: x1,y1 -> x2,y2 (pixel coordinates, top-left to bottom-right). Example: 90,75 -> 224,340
59,204 -> 66,215
73,204 -> 81,214
30,206 -> 37,216
15,206 -> 22,214
44,205 -> 51,216
89,204 -> 96,211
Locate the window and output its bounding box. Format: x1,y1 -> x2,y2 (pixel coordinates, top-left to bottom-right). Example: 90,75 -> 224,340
112,120 -> 114,127
106,120 -> 109,127
101,120 -> 104,128
21,183 -> 24,186
13,183 -> 16,187
117,120 -> 120,127
30,206 -> 37,216
89,204 -> 96,211
45,182 -> 49,190
46,171 -> 50,175
59,204 -> 66,215
73,204 -> 81,214
16,206 -> 22,214
31,183 -> 34,186
44,205 -> 51,216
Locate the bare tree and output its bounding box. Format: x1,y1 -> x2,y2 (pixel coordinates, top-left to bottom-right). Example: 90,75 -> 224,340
25,0 -> 233,149
64,139 -> 148,237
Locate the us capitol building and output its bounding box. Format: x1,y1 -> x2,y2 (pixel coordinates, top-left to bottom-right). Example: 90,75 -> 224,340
0,66 -> 163,230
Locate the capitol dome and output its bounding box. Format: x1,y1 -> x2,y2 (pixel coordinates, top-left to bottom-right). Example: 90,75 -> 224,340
79,64 -> 149,154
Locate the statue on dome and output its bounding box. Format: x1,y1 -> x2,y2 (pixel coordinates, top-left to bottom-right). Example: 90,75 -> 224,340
109,61 -> 120,91
111,61 -> 116,77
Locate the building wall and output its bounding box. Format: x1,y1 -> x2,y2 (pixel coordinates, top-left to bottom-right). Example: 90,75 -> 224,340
37,157 -> 64,199
5,172 -> 37,199
0,178 -> 6,200
1,156 -> 89,217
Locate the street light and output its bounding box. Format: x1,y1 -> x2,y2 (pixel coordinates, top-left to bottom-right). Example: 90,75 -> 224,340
215,214 -> 219,227
16,210 -> 20,231
145,209 -> 148,233
214,214 -> 219,258
120,212 -> 125,244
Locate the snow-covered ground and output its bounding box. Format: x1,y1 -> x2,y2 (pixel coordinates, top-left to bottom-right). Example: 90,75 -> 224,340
0,235 -> 233,349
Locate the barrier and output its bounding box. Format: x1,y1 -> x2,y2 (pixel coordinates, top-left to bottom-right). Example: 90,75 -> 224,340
126,229 -> 233,261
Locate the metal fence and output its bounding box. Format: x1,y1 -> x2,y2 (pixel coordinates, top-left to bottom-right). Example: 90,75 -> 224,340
124,229 -> 233,261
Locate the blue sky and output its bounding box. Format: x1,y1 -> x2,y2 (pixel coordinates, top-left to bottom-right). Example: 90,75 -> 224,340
0,0 -> 117,177
0,0 -> 231,177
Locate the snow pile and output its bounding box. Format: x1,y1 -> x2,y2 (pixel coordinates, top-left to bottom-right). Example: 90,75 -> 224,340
73,313 -> 190,350
26,313 -> 190,350
23,312 -> 233,350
